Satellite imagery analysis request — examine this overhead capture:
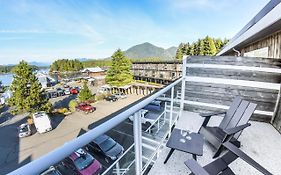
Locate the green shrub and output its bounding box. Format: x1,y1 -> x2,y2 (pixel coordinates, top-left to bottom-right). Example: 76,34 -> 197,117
68,100 -> 78,112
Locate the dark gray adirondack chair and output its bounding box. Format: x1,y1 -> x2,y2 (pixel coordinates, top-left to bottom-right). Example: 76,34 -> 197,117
199,96 -> 257,158
185,141 -> 273,175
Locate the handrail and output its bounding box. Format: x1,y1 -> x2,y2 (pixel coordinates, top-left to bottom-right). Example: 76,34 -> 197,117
9,77 -> 183,175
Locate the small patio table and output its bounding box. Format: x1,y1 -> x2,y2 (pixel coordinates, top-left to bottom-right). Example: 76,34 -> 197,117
164,128 -> 204,164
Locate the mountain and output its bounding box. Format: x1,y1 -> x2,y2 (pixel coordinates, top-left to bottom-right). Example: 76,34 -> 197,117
28,61 -> 50,67
124,42 -> 177,60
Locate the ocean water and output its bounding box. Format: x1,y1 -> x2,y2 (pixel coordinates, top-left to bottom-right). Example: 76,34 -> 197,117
0,69 -> 50,86
0,73 -> 13,86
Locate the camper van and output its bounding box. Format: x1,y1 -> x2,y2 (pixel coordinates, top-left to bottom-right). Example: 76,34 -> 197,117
33,111 -> 52,134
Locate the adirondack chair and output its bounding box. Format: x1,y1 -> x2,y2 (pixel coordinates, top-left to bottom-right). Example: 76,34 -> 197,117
199,96 -> 257,158
185,141 -> 273,175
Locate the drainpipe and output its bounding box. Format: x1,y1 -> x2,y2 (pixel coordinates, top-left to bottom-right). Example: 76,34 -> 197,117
232,48 -> 241,57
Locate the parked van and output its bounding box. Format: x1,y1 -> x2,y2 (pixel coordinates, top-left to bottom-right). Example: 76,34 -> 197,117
33,111 -> 52,134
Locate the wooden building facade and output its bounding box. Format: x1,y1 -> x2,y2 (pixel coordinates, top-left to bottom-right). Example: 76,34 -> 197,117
131,61 -> 182,85
177,56 -> 281,125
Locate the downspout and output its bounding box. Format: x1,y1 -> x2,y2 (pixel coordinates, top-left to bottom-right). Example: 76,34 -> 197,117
233,48 -> 241,56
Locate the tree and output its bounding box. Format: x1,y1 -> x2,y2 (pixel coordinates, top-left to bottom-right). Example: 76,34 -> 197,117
78,82 -> 93,102
175,46 -> 183,61
106,49 -> 133,87
8,61 -> 51,114
202,36 -> 217,55
49,59 -> 84,72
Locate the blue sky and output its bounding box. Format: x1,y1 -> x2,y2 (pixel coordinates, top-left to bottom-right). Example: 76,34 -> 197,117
0,0 -> 270,64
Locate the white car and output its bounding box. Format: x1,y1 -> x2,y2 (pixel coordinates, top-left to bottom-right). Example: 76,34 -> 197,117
129,109 -> 158,125
33,111 -> 52,134
64,89 -> 70,95
114,93 -> 127,99
18,123 -> 32,138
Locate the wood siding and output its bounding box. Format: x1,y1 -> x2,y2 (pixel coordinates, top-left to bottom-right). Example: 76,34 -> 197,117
177,56 -> 281,123
241,30 -> 281,58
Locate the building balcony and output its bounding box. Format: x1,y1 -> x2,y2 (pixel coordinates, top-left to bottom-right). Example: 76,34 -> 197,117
8,56 -> 281,175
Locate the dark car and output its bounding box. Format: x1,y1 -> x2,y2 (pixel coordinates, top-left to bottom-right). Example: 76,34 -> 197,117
76,103 -> 96,113
61,148 -> 102,175
105,95 -> 118,102
86,134 -> 124,162
143,100 -> 162,111
56,88 -> 65,96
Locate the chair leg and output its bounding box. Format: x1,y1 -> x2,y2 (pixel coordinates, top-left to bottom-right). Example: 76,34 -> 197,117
164,148 -> 175,164
213,144 -> 224,159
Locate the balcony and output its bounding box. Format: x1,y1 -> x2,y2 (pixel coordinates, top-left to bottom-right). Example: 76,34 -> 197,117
9,56 -> 281,175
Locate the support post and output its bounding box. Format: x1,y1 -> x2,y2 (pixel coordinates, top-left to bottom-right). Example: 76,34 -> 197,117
133,111 -> 142,175
180,57 -> 187,118
169,87 -> 174,137
115,162 -> 121,175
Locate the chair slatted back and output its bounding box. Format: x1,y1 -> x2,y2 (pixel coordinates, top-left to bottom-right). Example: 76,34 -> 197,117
219,96 -> 257,139
219,97 -> 242,129
234,103 -> 257,138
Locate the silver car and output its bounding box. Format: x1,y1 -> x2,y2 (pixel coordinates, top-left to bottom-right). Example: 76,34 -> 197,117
114,93 -> 127,99
18,123 -> 32,138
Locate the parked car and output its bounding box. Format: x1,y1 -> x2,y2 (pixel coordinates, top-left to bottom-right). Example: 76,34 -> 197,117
113,93 -> 127,99
129,109 -> 158,125
70,88 -> 79,94
33,111 -> 52,134
64,89 -> 71,95
63,84 -> 70,88
18,123 -> 32,138
56,88 -> 65,96
105,95 -> 118,102
76,103 -> 96,113
86,134 -> 124,162
40,166 -> 62,175
143,100 -> 162,111
61,148 -> 102,175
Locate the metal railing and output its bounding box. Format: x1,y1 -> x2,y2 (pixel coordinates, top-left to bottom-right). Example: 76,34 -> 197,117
9,77 -> 183,175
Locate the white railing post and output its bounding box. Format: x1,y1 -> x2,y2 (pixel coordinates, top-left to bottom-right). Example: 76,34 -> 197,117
133,111 -> 142,175
115,162 -> 121,175
169,87 -> 174,137
180,57 -> 187,118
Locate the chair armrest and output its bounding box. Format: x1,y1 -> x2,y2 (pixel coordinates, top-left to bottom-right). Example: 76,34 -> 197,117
223,142 -> 273,175
223,123 -> 251,135
184,159 -> 210,175
199,111 -> 226,128
199,111 -> 226,117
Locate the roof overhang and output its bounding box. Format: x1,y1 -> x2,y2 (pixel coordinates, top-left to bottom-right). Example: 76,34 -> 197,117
218,0 -> 281,55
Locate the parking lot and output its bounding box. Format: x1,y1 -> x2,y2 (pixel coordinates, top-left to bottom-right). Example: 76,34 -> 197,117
0,93 -> 145,174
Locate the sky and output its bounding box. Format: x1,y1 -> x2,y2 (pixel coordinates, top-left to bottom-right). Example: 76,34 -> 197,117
0,0 -> 270,64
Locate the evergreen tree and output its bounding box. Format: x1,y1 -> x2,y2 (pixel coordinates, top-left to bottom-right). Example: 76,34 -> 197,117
202,36 -> 217,55
189,43 -> 195,56
78,82 -> 93,102
8,61 -> 51,114
214,38 -> 223,51
105,49 -> 133,87
175,47 -> 183,61
185,42 -> 191,56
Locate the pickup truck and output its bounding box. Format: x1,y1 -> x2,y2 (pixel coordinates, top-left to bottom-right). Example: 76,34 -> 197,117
76,103 -> 96,114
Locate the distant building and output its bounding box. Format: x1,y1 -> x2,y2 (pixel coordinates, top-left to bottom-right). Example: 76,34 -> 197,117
36,72 -> 56,88
218,0 -> 281,58
131,61 -> 182,84
81,67 -> 105,78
